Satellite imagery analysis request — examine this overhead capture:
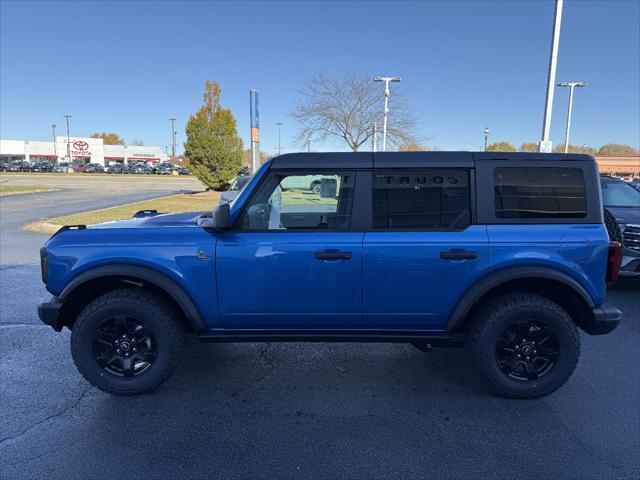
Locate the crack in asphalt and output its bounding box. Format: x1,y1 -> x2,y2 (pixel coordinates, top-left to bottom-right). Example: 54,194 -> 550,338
0,385 -> 94,447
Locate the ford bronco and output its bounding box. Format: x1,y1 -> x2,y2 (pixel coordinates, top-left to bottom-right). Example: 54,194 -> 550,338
38,152 -> 622,398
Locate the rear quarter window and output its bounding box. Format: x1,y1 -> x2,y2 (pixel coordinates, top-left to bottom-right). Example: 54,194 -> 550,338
494,167 -> 587,219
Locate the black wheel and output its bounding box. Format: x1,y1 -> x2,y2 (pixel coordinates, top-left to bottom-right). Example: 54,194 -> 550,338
466,293 -> 580,399
311,182 -> 321,195
604,208 -> 623,244
71,288 -> 185,395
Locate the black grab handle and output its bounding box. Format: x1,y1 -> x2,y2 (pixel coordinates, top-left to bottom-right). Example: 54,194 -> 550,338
440,250 -> 478,260
315,251 -> 353,260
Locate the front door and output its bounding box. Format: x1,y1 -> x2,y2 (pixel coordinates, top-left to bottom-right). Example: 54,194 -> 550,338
216,170 -> 363,329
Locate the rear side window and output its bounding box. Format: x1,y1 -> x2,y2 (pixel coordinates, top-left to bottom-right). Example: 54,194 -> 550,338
373,169 -> 471,229
494,167 -> 587,219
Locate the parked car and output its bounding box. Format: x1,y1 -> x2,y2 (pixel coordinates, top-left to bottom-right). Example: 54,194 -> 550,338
53,162 -> 70,173
7,160 -> 32,172
106,163 -> 129,174
38,152 -> 622,398
177,166 -> 191,175
71,162 -> 86,173
84,163 -> 105,174
601,175 -> 640,277
31,161 -> 54,172
0,160 -> 7,172
130,164 -> 154,175
156,163 -> 177,175
280,174 -> 325,194
218,175 -> 252,204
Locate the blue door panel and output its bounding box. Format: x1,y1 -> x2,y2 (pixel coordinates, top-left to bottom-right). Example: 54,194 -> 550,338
362,226 -> 489,330
216,232 -> 364,328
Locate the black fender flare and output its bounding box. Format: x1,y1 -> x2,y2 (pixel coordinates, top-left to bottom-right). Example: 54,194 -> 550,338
446,266 -> 595,332
59,264 -> 206,330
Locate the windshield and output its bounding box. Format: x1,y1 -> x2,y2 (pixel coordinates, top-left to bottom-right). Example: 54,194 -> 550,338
601,178 -> 640,207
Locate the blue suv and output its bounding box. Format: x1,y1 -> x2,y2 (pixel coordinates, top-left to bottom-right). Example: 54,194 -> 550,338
38,152 -> 622,398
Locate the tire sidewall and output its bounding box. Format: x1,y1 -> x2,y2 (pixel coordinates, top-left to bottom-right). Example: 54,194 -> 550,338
477,304 -> 578,397
72,300 -> 175,394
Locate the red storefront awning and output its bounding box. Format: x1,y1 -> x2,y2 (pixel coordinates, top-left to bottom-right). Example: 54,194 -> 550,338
104,156 -> 125,160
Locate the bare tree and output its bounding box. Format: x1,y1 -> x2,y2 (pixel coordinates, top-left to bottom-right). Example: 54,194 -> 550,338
291,72 -> 419,151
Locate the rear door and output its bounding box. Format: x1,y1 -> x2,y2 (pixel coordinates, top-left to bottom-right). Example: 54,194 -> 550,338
362,168 -> 489,330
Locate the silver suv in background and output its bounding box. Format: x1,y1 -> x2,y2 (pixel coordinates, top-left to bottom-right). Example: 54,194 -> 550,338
601,175 -> 640,277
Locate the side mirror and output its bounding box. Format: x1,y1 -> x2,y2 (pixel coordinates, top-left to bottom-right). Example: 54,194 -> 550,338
213,202 -> 232,230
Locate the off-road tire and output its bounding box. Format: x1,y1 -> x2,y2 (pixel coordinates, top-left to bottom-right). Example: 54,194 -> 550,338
71,287 -> 185,395
466,293 -> 580,399
604,208 -> 623,244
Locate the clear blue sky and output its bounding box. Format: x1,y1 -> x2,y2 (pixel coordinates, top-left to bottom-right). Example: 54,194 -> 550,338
1,0 -> 639,154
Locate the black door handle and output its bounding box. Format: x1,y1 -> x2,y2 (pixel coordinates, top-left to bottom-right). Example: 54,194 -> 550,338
440,250 -> 478,260
315,250 -> 352,260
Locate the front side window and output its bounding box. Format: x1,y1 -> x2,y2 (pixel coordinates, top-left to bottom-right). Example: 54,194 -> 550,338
373,169 -> 471,229
238,171 -> 355,230
494,167 -> 587,219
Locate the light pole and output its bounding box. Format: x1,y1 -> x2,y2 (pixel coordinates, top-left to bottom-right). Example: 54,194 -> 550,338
306,136 -> 311,153
276,122 -> 283,156
373,76 -> 401,152
169,118 -> 177,160
51,124 -> 57,162
64,115 -> 72,162
372,123 -> 378,152
484,127 -> 490,151
557,82 -> 587,153
539,0 -> 564,153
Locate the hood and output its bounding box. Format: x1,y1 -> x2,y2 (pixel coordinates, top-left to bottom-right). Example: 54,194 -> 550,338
606,206 -> 640,226
90,211 -> 207,229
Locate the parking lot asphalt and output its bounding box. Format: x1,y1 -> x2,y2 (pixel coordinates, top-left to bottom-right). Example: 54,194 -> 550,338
1,178 -> 639,480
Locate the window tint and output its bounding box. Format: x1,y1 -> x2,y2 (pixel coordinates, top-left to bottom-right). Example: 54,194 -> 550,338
372,170 -> 471,229
494,167 -> 587,219
239,171 -> 355,230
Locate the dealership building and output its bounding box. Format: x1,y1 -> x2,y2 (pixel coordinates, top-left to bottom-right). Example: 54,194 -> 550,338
0,137 -> 170,166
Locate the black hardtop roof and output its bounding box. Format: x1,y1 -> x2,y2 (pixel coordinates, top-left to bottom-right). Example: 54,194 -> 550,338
270,151 -> 595,170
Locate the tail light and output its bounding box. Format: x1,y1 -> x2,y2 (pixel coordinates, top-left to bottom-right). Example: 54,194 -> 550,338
606,241 -> 622,284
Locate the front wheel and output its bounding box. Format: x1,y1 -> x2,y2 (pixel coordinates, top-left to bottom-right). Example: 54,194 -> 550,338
466,293 -> 580,399
71,288 -> 185,395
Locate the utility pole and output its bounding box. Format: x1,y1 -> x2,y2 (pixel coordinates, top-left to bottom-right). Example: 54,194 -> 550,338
276,122 -> 283,156
51,124 -> 57,162
373,76 -> 401,152
372,124 -> 378,152
64,115 -> 72,162
539,0 -> 563,153
484,127 -> 490,151
250,90 -> 260,172
169,118 -> 177,160
558,82 -> 587,153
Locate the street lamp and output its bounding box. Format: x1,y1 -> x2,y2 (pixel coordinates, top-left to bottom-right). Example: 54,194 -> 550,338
169,118 -> 177,160
557,82 -> 587,153
51,124 -> 57,162
539,0 -> 564,153
484,127 -> 490,151
63,115 -> 72,162
276,122 -> 283,156
373,76 -> 401,152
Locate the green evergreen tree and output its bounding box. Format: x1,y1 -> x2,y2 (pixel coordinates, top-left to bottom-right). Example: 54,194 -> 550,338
184,81 -> 243,189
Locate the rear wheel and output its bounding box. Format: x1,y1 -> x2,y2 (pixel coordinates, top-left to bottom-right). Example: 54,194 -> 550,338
71,288 -> 185,395
466,293 -> 580,399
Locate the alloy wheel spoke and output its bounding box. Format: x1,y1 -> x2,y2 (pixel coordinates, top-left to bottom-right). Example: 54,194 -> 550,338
497,337 -> 516,352
93,329 -> 118,345
121,357 -> 135,377
522,360 -> 538,380
533,325 -> 554,345
97,351 -> 119,368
